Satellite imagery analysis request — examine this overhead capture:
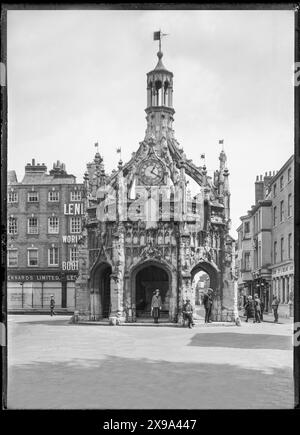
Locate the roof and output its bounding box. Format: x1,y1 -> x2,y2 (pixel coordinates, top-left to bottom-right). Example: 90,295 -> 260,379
147,51 -> 173,76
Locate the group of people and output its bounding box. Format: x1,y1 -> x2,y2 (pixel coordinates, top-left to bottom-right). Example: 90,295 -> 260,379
150,288 -> 214,327
244,294 -> 280,323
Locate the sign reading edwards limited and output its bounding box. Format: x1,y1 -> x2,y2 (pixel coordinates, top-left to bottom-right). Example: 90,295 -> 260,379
8,271 -> 78,282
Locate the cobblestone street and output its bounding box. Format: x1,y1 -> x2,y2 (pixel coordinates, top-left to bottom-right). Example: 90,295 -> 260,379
7,315 -> 294,409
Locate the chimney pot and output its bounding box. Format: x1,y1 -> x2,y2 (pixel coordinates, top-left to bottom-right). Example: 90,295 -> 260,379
32,158 -> 35,166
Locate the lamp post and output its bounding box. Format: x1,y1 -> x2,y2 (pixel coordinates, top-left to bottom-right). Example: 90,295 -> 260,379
20,282 -> 24,309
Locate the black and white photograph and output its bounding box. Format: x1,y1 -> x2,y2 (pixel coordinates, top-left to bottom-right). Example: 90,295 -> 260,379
2,5 -> 299,413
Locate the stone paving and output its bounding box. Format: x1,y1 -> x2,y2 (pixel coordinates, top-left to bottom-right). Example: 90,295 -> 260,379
7,315 -> 294,409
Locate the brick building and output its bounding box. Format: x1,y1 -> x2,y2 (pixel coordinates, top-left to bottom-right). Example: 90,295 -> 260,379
236,155 -> 294,316
268,155 -> 294,315
7,159 -> 84,312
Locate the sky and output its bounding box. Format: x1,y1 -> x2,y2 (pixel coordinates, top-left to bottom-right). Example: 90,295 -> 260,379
7,9 -> 294,238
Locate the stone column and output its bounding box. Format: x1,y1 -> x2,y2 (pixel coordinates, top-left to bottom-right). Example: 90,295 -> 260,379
109,225 -> 125,325
74,227 -> 90,320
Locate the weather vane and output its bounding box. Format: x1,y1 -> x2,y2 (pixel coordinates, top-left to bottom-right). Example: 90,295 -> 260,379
153,29 -> 169,52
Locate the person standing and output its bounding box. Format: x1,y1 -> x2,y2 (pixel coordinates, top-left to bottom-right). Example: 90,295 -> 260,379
244,295 -> 255,323
203,288 -> 213,323
50,295 -> 56,316
183,298 -> 194,328
271,296 -> 280,323
260,298 -> 265,321
254,294 -> 261,323
151,289 -> 162,324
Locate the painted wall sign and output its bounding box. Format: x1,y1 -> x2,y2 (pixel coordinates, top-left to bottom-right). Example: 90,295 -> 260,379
8,272 -> 78,282
62,261 -> 78,271
64,203 -> 84,215
62,235 -> 83,243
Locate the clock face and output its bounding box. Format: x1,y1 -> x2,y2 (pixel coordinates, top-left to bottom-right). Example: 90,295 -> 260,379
139,159 -> 164,185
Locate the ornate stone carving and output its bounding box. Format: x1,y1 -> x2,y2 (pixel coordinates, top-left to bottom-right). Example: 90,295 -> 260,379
140,245 -> 163,261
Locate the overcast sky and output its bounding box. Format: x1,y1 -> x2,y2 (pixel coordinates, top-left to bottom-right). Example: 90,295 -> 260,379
7,9 -> 294,237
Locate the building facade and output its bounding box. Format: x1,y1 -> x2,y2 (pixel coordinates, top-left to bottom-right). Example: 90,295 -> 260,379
7,160 -> 84,312
268,156 -> 294,315
236,155 -> 294,315
75,47 -> 236,324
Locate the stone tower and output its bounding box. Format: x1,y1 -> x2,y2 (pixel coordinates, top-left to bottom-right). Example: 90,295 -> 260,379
75,38 -> 236,324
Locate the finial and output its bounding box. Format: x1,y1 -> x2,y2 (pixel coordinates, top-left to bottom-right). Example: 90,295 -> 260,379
153,29 -> 169,54
219,139 -> 224,152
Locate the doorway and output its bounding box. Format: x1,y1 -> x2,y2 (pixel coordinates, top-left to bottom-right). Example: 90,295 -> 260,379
135,264 -> 169,318
92,263 -> 112,319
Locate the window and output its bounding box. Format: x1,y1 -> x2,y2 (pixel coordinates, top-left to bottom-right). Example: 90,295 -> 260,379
48,217 -> 59,234
70,217 -> 81,234
273,184 -> 277,197
69,247 -> 79,262
288,194 -> 292,217
48,191 -> 59,202
280,200 -> 284,222
27,191 -> 39,202
28,249 -> 38,266
8,192 -> 18,203
288,233 -> 292,259
28,217 -> 38,234
70,191 -> 82,201
274,241 -> 277,264
280,176 -> 284,190
244,222 -> 250,234
273,206 -> 277,226
244,252 -> 250,271
8,249 -> 18,267
8,217 -> 18,234
280,237 -> 284,262
288,167 -> 292,182
48,247 -> 59,266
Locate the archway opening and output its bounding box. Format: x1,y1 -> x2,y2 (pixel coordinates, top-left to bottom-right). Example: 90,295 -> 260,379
92,263 -> 112,318
135,265 -> 169,318
192,270 -> 210,321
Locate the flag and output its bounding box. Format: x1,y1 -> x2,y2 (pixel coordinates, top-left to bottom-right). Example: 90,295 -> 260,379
116,147 -> 121,154
95,142 -> 98,147
219,139 -> 224,144
153,31 -> 161,41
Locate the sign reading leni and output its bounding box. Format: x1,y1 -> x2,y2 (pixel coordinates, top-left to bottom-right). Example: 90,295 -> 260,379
64,203 -> 84,215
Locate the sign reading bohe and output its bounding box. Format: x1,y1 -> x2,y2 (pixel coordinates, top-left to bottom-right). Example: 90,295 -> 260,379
63,203 -> 84,215
62,261 -> 79,271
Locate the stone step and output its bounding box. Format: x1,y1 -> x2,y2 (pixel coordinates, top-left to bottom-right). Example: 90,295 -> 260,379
77,320 -> 237,327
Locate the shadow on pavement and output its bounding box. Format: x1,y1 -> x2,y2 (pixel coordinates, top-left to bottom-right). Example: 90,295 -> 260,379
8,355 -> 293,409
18,318 -> 72,327
189,332 -> 292,350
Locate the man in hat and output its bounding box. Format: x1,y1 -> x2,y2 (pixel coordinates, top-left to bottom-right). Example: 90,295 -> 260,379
151,289 -> 162,324
50,295 -> 56,316
182,298 -> 194,328
203,288 -> 214,323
